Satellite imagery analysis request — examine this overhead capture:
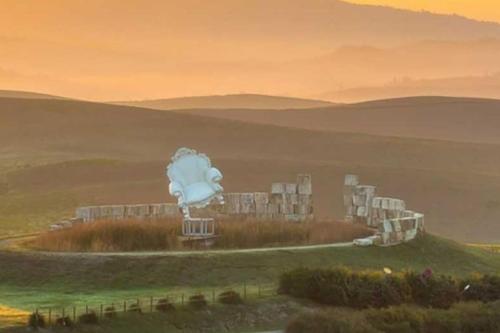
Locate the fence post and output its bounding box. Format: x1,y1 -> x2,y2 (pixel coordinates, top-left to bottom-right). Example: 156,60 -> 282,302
48,308 -> 51,326
244,282 -> 247,299
73,306 -> 76,322
181,294 -> 184,305
62,307 -> 65,318
100,304 -> 103,319
86,304 -> 88,314
212,290 -> 215,304
258,284 -> 261,297
150,297 -> 153,313
124,301 -> 127,313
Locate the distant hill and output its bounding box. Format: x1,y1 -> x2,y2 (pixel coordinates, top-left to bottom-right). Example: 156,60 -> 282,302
321,73 -> 500,103
114,94 -> 335,110
176,96 -> 500,145
0,90 -> 67,100
2,97 -> 500,242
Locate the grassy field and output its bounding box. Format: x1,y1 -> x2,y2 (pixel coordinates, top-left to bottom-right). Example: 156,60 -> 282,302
0,235 -> 499,313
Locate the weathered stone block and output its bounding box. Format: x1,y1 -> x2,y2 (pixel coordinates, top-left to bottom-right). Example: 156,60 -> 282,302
297,174 -> 312,194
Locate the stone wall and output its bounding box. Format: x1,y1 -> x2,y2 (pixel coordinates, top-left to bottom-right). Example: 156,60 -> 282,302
52,174 -> 313,230
344,174 -> 425,246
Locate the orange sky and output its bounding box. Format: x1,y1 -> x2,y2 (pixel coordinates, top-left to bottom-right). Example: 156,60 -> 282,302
1,0 -> 500,100
346,0 -> 500,23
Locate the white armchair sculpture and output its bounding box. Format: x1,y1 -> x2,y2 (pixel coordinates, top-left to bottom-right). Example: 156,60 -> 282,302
166,147 -> 224,236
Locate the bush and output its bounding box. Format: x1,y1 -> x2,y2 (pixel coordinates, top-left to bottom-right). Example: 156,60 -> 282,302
218,290 -> 243,305
405,271 -> 460,309
55,315 -> 73,327
27,312 -> 45,330
280,268 -> 470,309
285,302 -> 500,333
366,306 -> 425,333
188,294 -> 207,310
78,310 -> 99,324
127,303 -> 142,314
460,274 -> 500,303
104,306 -> 117,318
286,308 -> 378,333
156,298 -> 175,312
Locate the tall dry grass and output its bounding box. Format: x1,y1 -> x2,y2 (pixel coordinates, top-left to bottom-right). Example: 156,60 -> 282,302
32,218 -> 373,252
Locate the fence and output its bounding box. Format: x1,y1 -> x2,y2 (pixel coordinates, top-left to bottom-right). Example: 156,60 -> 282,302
29,283 -> 278,327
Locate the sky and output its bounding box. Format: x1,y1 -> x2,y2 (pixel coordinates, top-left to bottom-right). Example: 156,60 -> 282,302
1,0 -> 500,101
346,0 -> 500,23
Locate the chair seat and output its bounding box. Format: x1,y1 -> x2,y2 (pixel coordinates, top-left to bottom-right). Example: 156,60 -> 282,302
184,182 -> 216,206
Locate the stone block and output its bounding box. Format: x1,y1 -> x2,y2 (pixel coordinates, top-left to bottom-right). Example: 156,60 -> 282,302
344,174 -> 359,186
271,183 -> 286,194
284,183 -> 298,194
297,174 -> 312,194
240,193 -> 255,214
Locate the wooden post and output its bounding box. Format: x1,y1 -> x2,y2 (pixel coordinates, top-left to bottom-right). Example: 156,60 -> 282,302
73,306 -> 76,322
100,304 -> 103,319
86,304 -> 88,314
150,297 -> 153,313
48,308 -> 51,325
62,307 -> 65,318
212,290 -> 215,304
181,294 -> 184,305
124,301 -> 127,313
258,284 -> 261,297
244,282 -> 247,299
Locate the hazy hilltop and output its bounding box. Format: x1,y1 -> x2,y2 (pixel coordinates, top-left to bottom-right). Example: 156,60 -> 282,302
175,96 -> 500,145
321,73 -> 500,102
2,97 -> 500,242
2,0 -> 500,100
115,94 -> 334,110
0,90 -> 67,100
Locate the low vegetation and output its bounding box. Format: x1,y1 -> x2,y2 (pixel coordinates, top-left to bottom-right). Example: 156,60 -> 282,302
279,267 -> 500,309
285,301 -> 500,333
31,218 -> 372,252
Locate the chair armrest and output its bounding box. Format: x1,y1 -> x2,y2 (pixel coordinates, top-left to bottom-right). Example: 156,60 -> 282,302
206,167 -> 223,183
169,181 -> 185,200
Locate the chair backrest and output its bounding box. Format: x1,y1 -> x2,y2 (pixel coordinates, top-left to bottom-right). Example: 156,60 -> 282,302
167,148 -> 211,188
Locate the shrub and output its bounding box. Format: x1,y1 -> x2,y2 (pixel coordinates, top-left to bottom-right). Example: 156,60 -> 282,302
405,272 -> 459,309
286,308 -> 378,333
78,310 -> 99,324
286,302 -> 500,333
460,274 -> 500,303
366,306 -> 425,333
280,268 -> 471,309
218,290 -> 243,305
127,303 -> 142,314
55,315 -> 73,327
27,312 -> 45,330
156,298 -> 175,312
188,294 -> 208,310
104,306 -> 117,318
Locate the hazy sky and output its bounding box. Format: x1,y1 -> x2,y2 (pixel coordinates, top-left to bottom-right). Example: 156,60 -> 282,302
347,0 -> 500,23
1,0 -> 500,101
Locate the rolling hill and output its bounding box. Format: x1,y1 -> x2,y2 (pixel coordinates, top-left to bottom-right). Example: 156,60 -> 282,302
114,94 -> 335,110
2,97 -> 500,242
0,90 -> 67,100
172,96 -> 500,145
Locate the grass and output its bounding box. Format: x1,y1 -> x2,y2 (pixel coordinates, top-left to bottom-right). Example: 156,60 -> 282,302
0,235 -> 499,312
1,297 -> 304,333
30,218 -> 372,252
0,305 -> 29,329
